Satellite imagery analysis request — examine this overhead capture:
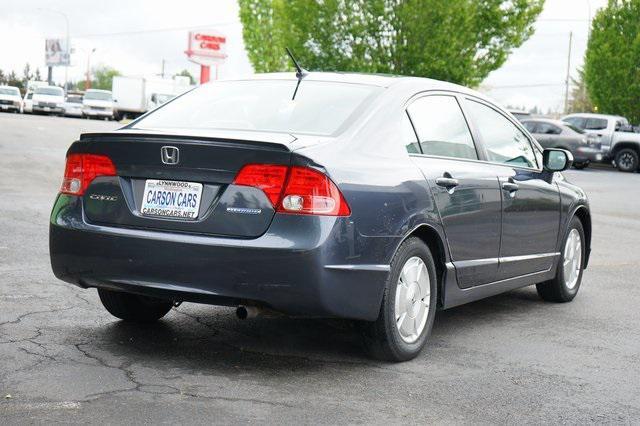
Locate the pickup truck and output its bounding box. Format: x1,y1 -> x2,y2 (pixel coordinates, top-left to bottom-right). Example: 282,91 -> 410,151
562,113 -> 640,172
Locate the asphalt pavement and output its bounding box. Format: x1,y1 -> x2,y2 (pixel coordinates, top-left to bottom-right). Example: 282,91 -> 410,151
1,113 -> 639,424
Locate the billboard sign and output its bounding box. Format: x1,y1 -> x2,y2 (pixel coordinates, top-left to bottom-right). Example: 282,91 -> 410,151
45,39 -> 70,66
185,30 -> 227,65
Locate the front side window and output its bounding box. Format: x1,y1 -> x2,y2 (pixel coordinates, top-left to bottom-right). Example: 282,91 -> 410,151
407,95 -> 477,160
132,80 -> 382,136
464,100 -> 538,169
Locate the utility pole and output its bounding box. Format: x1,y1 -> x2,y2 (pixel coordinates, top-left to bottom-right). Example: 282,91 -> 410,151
86,48 -> 96,90
564,31 -> 573,114
161,59 -> 165,78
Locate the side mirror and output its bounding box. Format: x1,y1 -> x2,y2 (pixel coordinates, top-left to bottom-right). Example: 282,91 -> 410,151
150,94 -> 157,103
543,149 -> 573,172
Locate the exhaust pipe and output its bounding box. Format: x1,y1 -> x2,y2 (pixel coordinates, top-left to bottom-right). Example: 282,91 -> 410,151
236,305 -> 261,320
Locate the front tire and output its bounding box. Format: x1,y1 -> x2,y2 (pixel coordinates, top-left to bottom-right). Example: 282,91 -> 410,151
360,237 -> 437,362
615,148 -> 639,172
98,288 -> 173,322
536,216 -> 585,303
573,161 -> 589,170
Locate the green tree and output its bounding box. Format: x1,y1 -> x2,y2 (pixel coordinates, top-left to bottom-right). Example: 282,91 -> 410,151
239,0 -> 544,86
174,69 -> 196,84
6,71 -> 23,89
91,65 -> 121,90
585,0 -> 640,123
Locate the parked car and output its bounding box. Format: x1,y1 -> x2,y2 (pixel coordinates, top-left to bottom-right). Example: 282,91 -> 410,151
50,73 -> 591,361
508,109 -> 531,122
64,94 -> 84,118
562,113 -> 640,172
522,118 -> 602,169
0,85 -> 23,113
82,89 -> 114,120
22,91 -> 34,113
32,86 -> 65,115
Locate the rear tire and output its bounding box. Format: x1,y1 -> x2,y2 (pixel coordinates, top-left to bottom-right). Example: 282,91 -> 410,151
536,216 -> 585,303
360,237 -> 437,362
615,148 -> 639,172
98,288 -> 173,322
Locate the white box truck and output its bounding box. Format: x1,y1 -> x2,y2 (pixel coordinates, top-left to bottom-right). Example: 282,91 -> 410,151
112,76 -> 193,120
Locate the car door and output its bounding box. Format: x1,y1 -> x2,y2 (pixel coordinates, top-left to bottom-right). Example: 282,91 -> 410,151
406,94 -> 502,288
462,98 -> 560,280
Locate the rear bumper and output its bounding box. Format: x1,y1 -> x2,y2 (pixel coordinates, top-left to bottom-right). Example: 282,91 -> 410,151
83,109 -> 113,118
574,146 -> 603,163
33,105 -> 64,114
0,104 -> 19,112
50,195 -> 394,320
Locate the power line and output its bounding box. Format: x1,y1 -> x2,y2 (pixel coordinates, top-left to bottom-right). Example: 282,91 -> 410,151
72,22 -> 237,38
484,83 -> 565,90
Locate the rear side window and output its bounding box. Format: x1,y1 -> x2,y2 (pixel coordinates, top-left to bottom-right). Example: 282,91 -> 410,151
585,118 -> 608,130
407,95 -> 477,160
536,123 -> 562,135
522,121 -> 537,133
563,117 -> 586,129
401,113 -> 420,154
464,100 -> 538,169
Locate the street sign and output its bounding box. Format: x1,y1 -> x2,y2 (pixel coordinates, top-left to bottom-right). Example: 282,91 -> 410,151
185,30 -> 227,65
45,39 -> 70,66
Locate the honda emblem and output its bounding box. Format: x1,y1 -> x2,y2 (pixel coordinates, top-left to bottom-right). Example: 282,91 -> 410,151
161,146 -> 179,165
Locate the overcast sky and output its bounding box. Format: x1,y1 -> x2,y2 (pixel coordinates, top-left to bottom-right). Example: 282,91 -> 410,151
1,0 -> 605,111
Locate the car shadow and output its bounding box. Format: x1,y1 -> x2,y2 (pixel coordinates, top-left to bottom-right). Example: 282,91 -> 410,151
79,286 -> 548,372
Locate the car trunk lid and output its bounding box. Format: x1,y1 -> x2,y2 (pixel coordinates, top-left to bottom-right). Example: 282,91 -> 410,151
72,130 -> 294,238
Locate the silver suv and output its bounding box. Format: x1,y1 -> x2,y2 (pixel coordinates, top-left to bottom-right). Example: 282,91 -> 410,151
562,113 -> 640,172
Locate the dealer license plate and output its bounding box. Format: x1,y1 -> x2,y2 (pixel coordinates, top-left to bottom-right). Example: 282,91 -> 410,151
141,179 -> 203,219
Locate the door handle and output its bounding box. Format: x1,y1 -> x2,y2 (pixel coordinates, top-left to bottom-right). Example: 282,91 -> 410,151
435,177 -> 459,189
502,181 -> 519,192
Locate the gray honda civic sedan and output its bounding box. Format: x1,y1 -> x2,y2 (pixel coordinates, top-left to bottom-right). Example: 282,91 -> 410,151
50,73 -> 591,361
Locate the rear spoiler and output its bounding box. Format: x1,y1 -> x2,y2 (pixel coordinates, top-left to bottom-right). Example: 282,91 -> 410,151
79,129 -> 296,152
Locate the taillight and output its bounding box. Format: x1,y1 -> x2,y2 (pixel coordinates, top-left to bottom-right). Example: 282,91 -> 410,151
233,164 -> 289,206
60,153 -> 116,195
233,164 -> 350,216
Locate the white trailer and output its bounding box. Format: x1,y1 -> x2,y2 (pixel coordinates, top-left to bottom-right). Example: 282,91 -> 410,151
112,76 -> 193,120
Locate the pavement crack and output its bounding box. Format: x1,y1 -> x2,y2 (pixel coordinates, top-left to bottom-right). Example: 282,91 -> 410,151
0,306 -> 73,328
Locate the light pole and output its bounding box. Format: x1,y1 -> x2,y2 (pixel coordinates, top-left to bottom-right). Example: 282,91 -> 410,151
86,48 -> 97,90
38,8 -> 70,92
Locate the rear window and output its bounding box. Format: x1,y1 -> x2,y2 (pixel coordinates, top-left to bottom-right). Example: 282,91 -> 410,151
132,80 -> 382,136
35,87 -> 63,96
0,87 -> 20,96
84,91 -> 112,101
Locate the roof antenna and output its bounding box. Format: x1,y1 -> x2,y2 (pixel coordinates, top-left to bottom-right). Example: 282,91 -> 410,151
285,47 -> 308,100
